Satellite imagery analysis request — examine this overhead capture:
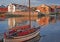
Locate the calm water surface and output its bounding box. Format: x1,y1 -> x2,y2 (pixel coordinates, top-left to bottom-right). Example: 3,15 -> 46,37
0,15 -> 60,42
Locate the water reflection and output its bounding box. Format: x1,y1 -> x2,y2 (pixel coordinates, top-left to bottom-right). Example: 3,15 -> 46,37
0,17 -> 5,21
49,16 -> 56,24
24,34 -> 41,42
8,17 -> 38,28
0,15 -> 60,42
7,16 -> 58,42
7,16 -> 57,28
37,16 -> 50,26
37,16 -> 56,26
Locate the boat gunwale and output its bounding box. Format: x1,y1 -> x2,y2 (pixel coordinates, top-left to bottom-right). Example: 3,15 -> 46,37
12,28 -> 40,39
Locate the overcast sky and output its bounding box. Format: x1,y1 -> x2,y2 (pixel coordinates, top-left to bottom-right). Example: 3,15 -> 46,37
0,0 -> 60,6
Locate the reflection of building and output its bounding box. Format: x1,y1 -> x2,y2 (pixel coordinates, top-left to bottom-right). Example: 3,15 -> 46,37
37,16 -> 50,26
37,4 -> 51,14
8,17 -> 23,28
50,16 -> 56,23
37,16 -> 56,25
8,17 -> 38,28
8,18 -> 16,28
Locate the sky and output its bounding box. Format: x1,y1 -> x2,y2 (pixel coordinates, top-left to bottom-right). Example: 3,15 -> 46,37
0,0 -> 60,6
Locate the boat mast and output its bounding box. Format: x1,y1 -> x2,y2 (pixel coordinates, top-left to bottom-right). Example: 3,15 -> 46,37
29,0 -> 31,28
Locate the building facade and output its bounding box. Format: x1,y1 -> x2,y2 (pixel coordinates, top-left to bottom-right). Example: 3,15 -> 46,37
56,6 -> 60,13
37,4 -> 51,14
50,5 -> 57,13
8,3 -> 29,13
0,7 -> 8,13
8,3 -> 15,12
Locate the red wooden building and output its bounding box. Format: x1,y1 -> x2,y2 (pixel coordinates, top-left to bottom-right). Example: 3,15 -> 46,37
0,8 -> 8,13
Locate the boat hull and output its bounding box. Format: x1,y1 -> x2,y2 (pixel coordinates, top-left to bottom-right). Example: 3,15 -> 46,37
4,29 -> 40,42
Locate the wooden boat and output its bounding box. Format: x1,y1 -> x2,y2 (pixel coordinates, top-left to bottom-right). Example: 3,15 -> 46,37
4,25 -> 40,42
3,0 -> 40,42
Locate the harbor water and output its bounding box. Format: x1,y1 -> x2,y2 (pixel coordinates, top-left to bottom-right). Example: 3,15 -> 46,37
0,15 -> 60,42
